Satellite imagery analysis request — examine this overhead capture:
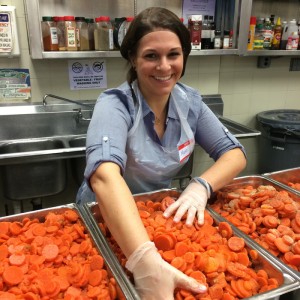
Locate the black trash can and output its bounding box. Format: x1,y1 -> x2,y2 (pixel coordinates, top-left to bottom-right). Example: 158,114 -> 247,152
256,109 -> 300,173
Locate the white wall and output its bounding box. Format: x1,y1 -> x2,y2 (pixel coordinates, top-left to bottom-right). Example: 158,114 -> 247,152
1,0 -> 300,178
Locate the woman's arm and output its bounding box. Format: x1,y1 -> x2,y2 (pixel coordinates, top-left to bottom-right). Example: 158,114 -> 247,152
199,147 -> 247,192
90,161 -> 207,298
90,161 -> 149,258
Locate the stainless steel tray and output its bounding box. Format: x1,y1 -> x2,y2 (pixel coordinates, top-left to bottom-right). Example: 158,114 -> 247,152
208,176 -> 300,278
83,188 -> 300,300
0,203 -> 137,300
262,167 -> 300,196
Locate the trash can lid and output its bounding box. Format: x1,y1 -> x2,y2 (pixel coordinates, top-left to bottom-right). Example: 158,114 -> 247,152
257,109 -> 300,130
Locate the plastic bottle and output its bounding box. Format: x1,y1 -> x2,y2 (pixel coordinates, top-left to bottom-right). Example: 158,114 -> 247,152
94,16 -> 114,51
55,16 -> 66,51
253,18 -> 264,50
271,17 -> 282,50
75,17 -> 89,50
247,16 -> 256,50
281,19 -> 298,50
262,17 -> 273,49
214,30 -> 221,49
41,16 -> 58,51
223,30 -> 230,49
64,16 -> 77,51
209,16 -> 215,49
286,31 -> 299,50
188,15 -> 202,50
201,15 -> 211,49
86,18 -> 95,50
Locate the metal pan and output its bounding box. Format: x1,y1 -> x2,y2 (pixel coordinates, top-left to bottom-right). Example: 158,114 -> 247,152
208,176 -> 300,278
262,167 -> 300,196
83,188 -> 300,300
0,203 -> 137,300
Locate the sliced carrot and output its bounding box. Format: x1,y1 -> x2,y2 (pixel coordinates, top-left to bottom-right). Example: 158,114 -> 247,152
0,244 -> 9,260
274,237 -> 291,253
0,222 -> 10,235
175,241 -> 189,257
88,269 -> 103,286
3,265 -> 24,285
227,236 -> 245,252
218,222 -> 233,239
41,244 -> 59,261
154,234 -> 174,251
8,253 -> 26,266
31,224 -> 46,237
64,209 -> 79,222
90,254 -> 104,271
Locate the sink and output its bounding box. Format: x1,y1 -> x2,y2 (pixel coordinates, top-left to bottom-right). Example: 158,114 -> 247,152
69,137 -> 86,186
0,139 -> 67,200
0,139 -> 65,154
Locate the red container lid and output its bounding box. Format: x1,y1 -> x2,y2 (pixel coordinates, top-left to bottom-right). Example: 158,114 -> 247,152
126,16 -> 134,22
97,16 -> 110,21
250,16 -> 257,25
64,16 -> 75,21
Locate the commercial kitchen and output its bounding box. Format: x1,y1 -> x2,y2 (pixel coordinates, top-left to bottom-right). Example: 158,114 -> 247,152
0,0 -> 299,299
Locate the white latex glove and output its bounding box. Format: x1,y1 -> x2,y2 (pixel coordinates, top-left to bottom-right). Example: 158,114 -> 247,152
163,179 -> 208,226
125,241 -> 207,300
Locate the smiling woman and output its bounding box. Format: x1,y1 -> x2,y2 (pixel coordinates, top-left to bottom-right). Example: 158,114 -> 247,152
76,7 -> 246,299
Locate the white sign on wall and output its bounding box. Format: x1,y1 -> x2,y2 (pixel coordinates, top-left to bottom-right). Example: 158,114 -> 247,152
68,59 -> 107,90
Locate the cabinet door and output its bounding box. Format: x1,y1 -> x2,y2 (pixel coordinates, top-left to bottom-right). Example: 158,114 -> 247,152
238,0 -> 300,56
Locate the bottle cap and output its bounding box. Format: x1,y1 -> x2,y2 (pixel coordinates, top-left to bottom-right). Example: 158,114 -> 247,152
42,16 -> 53,21
250,16 -> 256,25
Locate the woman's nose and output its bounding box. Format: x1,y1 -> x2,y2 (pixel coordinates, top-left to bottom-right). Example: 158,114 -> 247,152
156,57 -> 171,70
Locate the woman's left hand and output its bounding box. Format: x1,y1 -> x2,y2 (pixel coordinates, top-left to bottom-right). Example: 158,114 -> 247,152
163,180 -> 208,226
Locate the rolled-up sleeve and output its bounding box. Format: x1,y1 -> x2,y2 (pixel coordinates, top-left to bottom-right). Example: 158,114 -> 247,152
84,89 -> 132,181
195,101 -> 246,160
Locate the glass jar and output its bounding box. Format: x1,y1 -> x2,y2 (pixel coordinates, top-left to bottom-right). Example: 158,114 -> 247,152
94,16 -> 114,51
75,17 -> 89,50
86,18 -> 95,50
41,16 -> 58,51
223,30 -> 230,49
64,16 -> 77,51
214,30 -> 221,49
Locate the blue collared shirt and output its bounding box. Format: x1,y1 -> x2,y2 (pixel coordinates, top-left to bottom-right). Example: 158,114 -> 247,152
84,81 -> 245,183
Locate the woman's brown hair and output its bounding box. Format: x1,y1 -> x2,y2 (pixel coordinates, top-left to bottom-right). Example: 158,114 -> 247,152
120,7 -> 191,83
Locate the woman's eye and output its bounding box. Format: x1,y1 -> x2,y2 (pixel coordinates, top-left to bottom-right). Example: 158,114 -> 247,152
144,53 -> 157,59
169,52 -> 181,57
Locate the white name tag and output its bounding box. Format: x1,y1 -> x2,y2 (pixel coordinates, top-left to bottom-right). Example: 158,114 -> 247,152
178,139 -> 194,162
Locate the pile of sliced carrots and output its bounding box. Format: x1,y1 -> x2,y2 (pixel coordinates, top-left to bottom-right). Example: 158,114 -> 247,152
99,196 -> 280,300
0,209 -> 120,300
288,182 -> 300,192
211,184 -> 300,272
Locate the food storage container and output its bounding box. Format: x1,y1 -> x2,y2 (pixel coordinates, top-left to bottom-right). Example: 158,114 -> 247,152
262,167 -> 300,196
0,203 -> 139,300
83,189 -> 300,300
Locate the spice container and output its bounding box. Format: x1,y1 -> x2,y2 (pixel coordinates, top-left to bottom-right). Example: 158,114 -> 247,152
41,16 -> 58,51
188,15 -> 202,50
214,29 -> 221,49
64,16 -> 77,51
94,16 -> 114,51
86,18 -> 95,50
54,16 -> 66,51
75,17 -> 89,51
223,30 -> 230,49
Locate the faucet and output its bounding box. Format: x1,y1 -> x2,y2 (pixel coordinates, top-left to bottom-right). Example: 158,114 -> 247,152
43,94 -> 94,108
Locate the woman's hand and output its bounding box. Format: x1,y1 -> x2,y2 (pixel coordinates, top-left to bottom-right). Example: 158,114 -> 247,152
126,241 -> 207,300
163,179 -> 208,226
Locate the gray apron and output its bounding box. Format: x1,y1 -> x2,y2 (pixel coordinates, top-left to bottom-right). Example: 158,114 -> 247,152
76,82 -> 195,203
124,82 -> 195,194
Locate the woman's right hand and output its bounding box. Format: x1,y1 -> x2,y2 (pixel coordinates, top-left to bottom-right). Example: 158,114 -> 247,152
125,241 -> 207,300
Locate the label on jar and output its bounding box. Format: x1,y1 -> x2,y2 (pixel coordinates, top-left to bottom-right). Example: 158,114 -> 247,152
66,26 -> 76,49
50,27 -> 58,45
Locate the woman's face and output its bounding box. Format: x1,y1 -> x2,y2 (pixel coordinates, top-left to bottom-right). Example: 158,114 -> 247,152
133,30 -> 184,101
